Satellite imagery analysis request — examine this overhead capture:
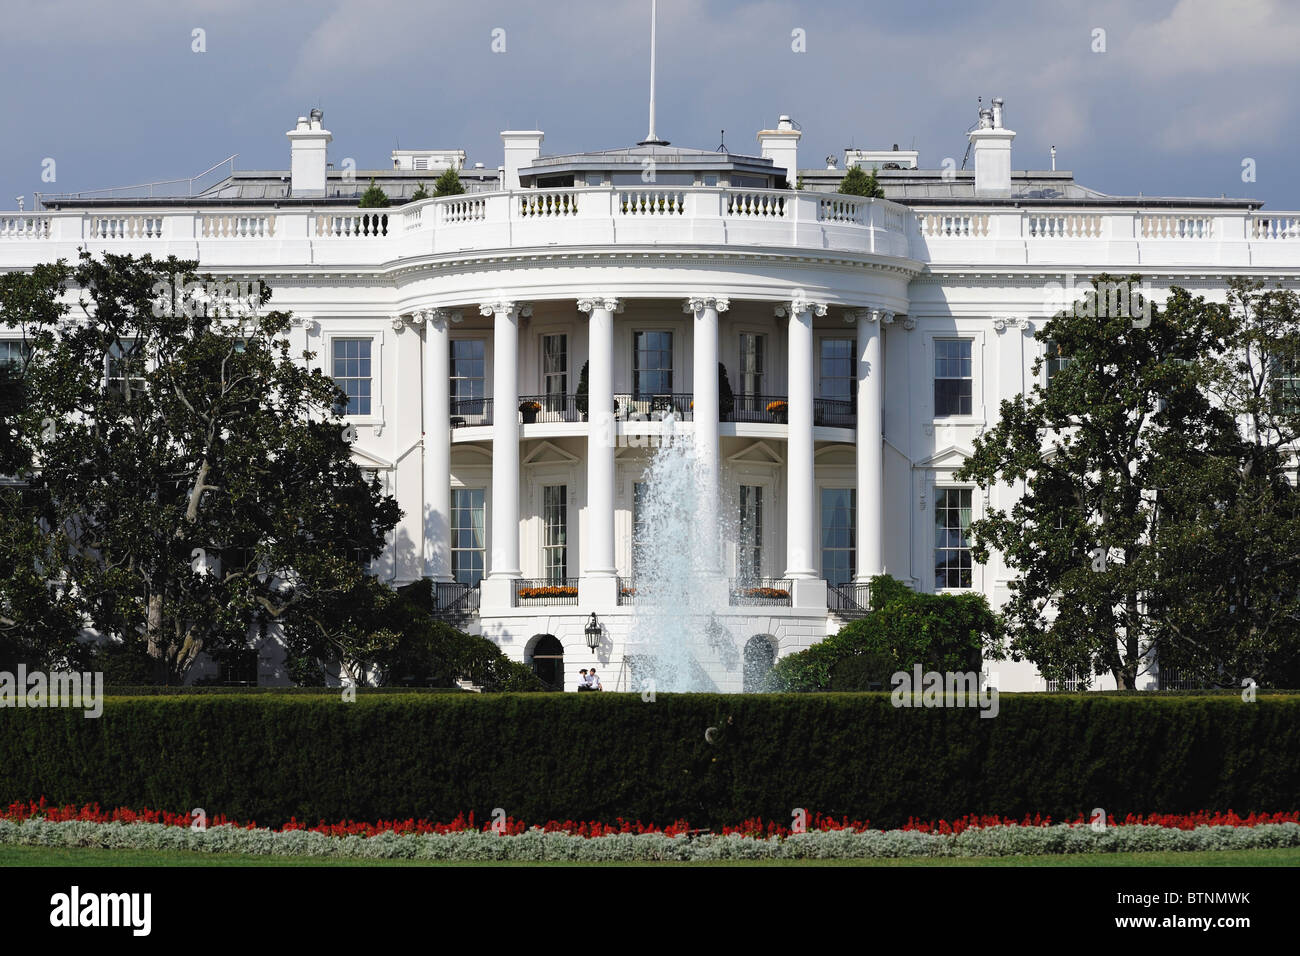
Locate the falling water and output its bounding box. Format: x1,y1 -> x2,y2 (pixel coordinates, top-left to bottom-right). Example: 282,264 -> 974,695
626,425 -> 738,692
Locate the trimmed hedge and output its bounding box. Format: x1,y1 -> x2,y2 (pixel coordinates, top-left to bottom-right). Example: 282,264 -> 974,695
1,693 -> 1297,829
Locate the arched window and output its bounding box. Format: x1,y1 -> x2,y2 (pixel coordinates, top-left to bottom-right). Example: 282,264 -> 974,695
743,634 -> 777,692
526,634 -> 564,691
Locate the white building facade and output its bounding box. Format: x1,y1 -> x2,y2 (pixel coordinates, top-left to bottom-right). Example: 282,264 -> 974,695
4,104 -> 1299,692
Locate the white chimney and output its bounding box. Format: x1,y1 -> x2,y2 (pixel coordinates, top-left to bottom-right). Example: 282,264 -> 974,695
500,130 -> 544,190
756,115 -> 801,186
967,97 -> 1015,198
285,108 -> 332,197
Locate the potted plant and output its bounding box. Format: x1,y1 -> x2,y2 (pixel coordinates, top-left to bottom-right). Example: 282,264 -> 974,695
519,399 -> 541,424
767,400 -> 788,424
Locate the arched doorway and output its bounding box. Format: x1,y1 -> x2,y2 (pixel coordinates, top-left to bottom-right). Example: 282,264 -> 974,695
526,634 -> 564,691
743,634 -> 777,692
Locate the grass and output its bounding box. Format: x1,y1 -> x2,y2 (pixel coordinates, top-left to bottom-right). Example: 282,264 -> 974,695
3,844 -> 1298,867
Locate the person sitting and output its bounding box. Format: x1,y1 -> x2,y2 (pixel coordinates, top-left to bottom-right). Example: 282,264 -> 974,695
577,668 -> 591,691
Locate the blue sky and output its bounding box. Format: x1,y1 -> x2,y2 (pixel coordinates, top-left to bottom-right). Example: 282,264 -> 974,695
4,0 -> 1298,207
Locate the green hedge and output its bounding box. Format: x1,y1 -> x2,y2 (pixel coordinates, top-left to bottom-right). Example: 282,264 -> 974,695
1,694 -> 1296,829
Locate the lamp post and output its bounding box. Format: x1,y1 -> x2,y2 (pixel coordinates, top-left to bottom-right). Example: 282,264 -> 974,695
584,613 -> 602,651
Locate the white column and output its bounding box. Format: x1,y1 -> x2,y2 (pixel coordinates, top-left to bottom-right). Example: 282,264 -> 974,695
779,296 -> 827,583
578,297 -> 621,584
481,298 -> 530,593
854,309 -> 888,582
685,295 -> 727,574
421,309 -> 458,582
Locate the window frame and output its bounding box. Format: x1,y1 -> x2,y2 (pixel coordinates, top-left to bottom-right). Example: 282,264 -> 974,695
449,335 -> 488,416
320,326 -> 385,427
933,486 -> 975,590
450,486 -> 487,586
819,486 -> 857,587
816,335 -> 857,404
631,328 -> 674,399
933,337 -> 974,418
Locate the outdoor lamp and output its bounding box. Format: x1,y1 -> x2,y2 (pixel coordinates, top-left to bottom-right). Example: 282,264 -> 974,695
584,613 -> 602,651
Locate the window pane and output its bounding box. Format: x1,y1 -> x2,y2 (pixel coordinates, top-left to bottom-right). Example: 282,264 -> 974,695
452,488 -> 486,585
934,488 -> 973,588
633,330 -> 673,396
819,338 -> 856,403
934,340 -> 973,417
332,338 -> 372,416
820,488 -> 856,586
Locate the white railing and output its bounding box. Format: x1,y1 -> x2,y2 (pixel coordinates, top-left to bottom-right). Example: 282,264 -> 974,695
1253,215 -> 1300,240
818,196 -> 866,224
315,212 -> 390,237
90,215 -> 164,239
917,212 -> 990,238
517,191 -> 578,217
618,190 -> 685,215
727,190 -> 786,218
1141,214 -> 1213,239
201,214 -> 275,238
436,197 -> 486,224
1026,213 -> 1103,238
0,216 -> 51,239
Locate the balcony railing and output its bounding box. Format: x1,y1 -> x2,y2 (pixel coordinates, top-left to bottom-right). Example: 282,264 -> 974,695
518,393 -> 581,424
828,582 -> 872,619
450,397 -> 492,428
728,578 -> 792,607
514,577 -> 579,606
730,394 -> 788,423
616,393 -> 694,422
432,581 -> 480,622
814,398 -> 855,427
617,577 -> 644,606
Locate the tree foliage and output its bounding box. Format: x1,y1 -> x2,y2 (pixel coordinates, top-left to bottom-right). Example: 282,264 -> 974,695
838,164 -> 884,199
434,166 -> 465,197
0,251 -> 401,682
358,178 -> 390,208
765,575 -> 1003,691
957,275 -> 1300,689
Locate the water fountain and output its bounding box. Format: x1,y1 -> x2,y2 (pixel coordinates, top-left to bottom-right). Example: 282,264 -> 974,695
625,423 -> 740,692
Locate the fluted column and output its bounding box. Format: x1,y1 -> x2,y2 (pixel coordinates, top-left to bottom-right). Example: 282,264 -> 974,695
777,296 -> 827,583
684,295 -> 728,574
853,309 -> 889,582
481,298 -> 530,594
421,309 -> 460,582
578,297 -> 622,584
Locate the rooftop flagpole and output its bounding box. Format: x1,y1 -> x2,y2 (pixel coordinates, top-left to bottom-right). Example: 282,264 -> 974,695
640,0 -> 668,145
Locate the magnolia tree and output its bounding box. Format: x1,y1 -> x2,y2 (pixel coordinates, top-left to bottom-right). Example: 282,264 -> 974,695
0,251 -> 401,682
958,274 -> 1300,689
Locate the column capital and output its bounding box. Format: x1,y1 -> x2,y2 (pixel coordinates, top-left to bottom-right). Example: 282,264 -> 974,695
683,296 -> 730,315
577,296 -> 625,315
479,299 -> 532,318
774,297 -> 828,319
423,308 -> 463,331
391,315 -> 407,332
992,315 -> 1032,333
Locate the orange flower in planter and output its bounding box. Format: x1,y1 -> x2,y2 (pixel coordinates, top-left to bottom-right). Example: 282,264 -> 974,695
765,400 -> 788,414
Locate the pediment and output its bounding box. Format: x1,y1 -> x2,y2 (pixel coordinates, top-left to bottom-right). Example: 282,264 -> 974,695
727,440 -> 784,465
350,446 -> 394,470
914,444 -> 972,469
523,440 -> 580,465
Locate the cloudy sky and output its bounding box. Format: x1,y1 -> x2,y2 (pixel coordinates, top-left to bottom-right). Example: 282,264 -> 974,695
4,0 -> 1297,207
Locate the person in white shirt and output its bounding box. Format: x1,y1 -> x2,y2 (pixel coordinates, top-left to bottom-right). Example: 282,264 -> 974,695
588,668 -> 602,691
577,668 -> 591,691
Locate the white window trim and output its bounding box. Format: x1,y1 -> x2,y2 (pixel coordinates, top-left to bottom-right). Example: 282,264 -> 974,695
321,326 -> 385,427
449,330 -> 492,406
815,332 -> 856,403
925,476 -> 982,593
924,329 -> 985,426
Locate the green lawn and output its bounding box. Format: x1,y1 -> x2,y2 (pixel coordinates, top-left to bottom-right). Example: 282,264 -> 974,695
3,844 -> 1298,867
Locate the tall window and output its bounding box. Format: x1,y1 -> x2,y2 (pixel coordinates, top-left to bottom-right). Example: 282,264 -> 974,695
739,333 -> 765,395
450,339 -> 486,413
451,488 -> 486,585
0,340 -> 30,369
633,330 -> 673,397
541,334 -> 567,402
819,338 -> 856,403
820,488 -> 856,586
632,481 -> 648,572
1271,353 -> 1300,415
331,338 -> 372,416
542,485 -> 567,582
934,339 -> 973,417
106,338 -> 147,399
738,485 -> 763,580
1045,340 -> 1072,387
934,488 -> 973,588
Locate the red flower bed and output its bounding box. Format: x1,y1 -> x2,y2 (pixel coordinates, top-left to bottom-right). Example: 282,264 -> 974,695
4,798 -> 1296,840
